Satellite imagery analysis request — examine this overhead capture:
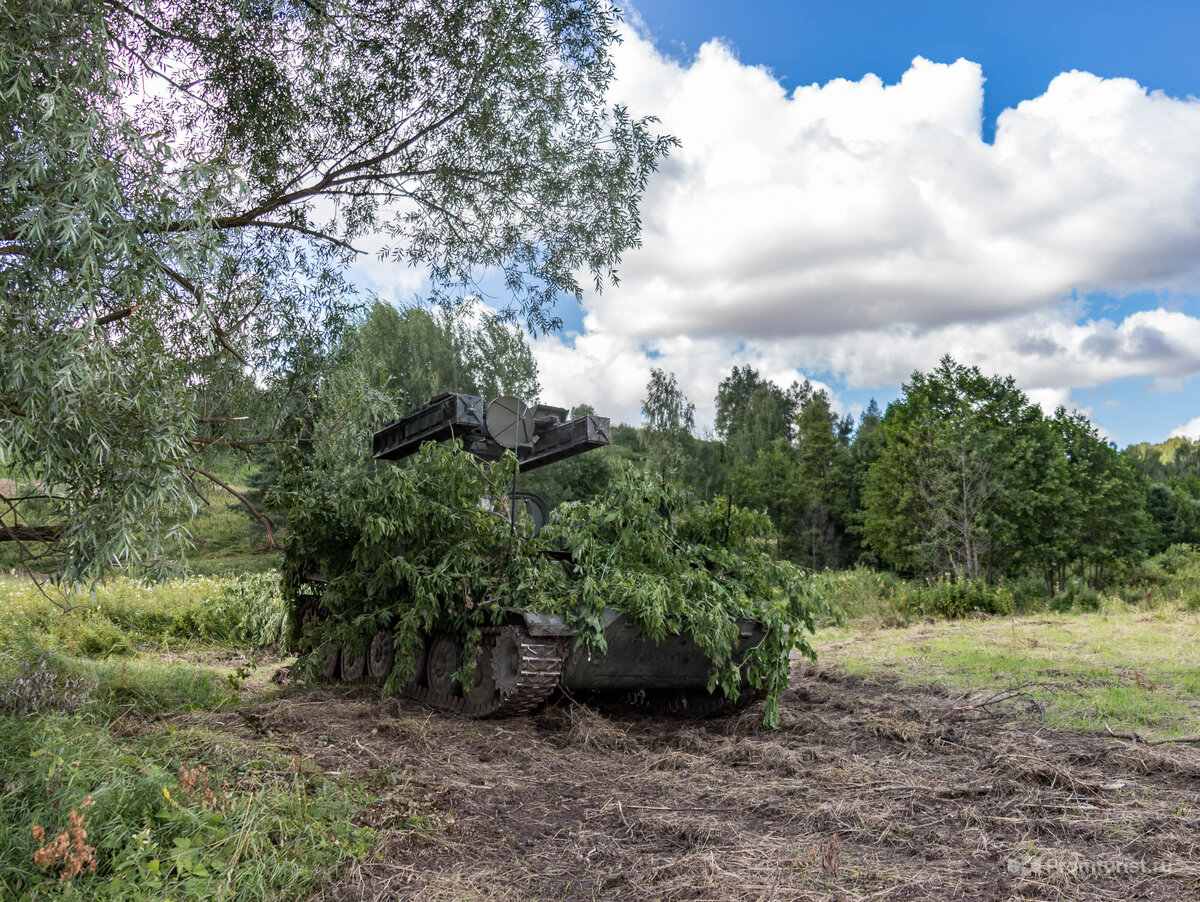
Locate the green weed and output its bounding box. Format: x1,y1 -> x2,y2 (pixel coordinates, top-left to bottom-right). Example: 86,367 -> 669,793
0,714 -> 375,900
0,573 -> 288,653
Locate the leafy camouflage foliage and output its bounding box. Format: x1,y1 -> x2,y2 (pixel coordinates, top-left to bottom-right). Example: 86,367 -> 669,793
281,444 -> 821,725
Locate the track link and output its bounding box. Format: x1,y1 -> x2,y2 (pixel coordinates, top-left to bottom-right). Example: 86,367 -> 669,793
402,626 -> 565,718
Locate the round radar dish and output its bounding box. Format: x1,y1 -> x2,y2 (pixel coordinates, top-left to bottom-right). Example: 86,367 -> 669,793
485,396 -> 533,449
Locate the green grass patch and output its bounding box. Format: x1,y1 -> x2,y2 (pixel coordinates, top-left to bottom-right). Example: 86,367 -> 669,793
0,713 -> 376,900
0,572 -> 292,724
185,500 -> 266,556
0,573 -> 288,653
84,655 -> 238,717
180,489 -> 284,577
815,609 -> 1200,739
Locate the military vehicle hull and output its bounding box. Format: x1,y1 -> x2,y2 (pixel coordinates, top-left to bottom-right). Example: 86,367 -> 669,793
312,605 -> 771,718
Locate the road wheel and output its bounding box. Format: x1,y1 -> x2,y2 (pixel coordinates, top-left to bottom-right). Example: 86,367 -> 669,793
340,643 -> 367,682
367,630 -> 394,684
321,645 -> 340,681
464,644 -> 497,709
426,635 -> 462,696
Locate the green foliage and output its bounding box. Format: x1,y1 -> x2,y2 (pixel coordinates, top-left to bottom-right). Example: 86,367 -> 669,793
1144,480 -> 1200,552
728,387 -> 859,570
280,444 -> 548,685
518,446 -> 620,509
732,439 -> 812,561
1,0 -> 202,582
0,582 -> 274,720
353,300 -> 541,416
169,573 -> 289,651
0,573 -> 374,898
715,366 -> 802,464
78,657 -> 234,719
640,368 -> 697,479
1051,408 -> 1149,591
211,573 -> 289,651
791,389 -> 856,567
1125,436 -> 1200,481
863,357 -> 1072,582
280,444 -> 822,726
0,714 -> 373,900
809,567 -> 910,626
1126,544 -> 1200,610
546,469 -> 822,725
906,578 -> 1015,619
850,358 -> 1146,591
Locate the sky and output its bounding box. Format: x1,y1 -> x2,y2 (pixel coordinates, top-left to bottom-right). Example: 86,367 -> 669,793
354,1 -> 1200,447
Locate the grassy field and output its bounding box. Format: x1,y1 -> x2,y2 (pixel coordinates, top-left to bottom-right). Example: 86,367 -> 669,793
2,555 -> 1199,899
816,607 -> 1200,740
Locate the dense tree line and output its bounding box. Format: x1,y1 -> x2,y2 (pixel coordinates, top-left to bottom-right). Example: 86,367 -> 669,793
271,320 -> 1196,596
635,355 -> 1176,594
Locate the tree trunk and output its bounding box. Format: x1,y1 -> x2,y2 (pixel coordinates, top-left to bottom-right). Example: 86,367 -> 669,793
0,525 -> 61,542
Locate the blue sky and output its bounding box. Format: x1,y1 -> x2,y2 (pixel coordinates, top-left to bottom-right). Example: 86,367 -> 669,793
355,2 -> 1200,446
631,1 -> 1200,144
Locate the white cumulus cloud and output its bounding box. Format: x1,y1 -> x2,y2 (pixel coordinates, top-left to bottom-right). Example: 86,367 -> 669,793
1170,416 -> 1200,440
533,27 -> 1200,433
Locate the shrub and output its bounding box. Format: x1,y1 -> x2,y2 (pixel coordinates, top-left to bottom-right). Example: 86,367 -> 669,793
1125,545 -> 1200,610
907,578 -> 1014,619
1049,581 -> 1101,613
205,572 -> 288,650
810,567 -> 907,626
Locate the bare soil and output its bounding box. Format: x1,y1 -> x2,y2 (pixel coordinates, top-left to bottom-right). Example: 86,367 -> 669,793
182,664 -> 1200,901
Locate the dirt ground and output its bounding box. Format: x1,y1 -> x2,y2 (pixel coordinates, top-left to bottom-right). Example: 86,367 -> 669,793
183,664 -> 1200,902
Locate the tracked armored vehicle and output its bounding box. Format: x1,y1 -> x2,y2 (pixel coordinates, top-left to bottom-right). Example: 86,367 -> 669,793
299,392 -> 775,718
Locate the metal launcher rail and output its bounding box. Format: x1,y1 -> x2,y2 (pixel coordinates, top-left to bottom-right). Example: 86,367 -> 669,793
371,392 -> 611,471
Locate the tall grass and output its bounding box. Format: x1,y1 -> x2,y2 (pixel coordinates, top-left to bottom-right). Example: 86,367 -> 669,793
814,545 -> 1200,627
0,712 -> 375,900
0,572 -> 289,655
0,572 -> 379,900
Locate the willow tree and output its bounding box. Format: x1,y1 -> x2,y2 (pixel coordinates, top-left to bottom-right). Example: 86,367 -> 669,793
641,368 -> 696,481
0,0 -> 674,582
